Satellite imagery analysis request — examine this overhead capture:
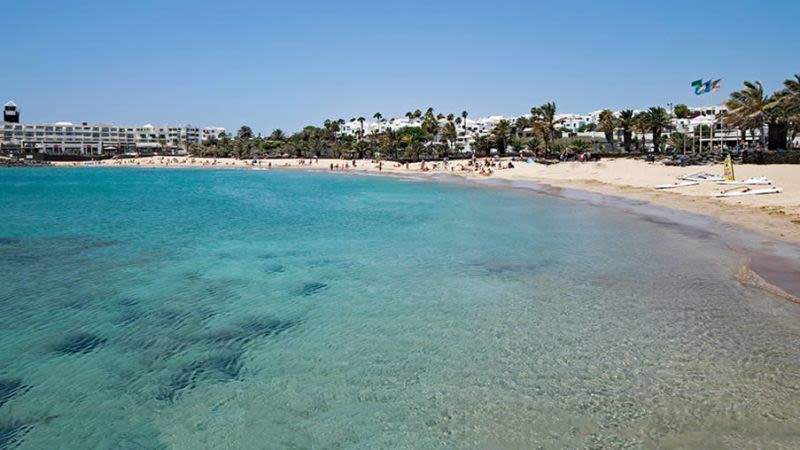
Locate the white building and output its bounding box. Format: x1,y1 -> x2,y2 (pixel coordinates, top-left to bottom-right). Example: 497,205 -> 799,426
557,113 -> 592,132
339,114 -> 519,153
1,101 -> 224,155
202,127 -> 226,141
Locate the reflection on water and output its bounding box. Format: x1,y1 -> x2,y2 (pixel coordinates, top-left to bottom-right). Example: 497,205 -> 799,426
0,168 -> 799,448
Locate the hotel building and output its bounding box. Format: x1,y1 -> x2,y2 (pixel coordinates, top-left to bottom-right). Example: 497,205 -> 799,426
1,101 -> 225,155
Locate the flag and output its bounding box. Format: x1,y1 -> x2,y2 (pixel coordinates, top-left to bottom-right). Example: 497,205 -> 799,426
691,79 -> 704,95
691,78 -> 719,95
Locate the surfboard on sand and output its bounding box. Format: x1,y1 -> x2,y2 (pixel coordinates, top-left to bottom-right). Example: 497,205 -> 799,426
715,186 -> 783,198
655,181 -> 700,190
717,177 -> 771,186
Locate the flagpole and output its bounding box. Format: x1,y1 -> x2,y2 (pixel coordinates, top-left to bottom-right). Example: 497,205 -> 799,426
710,89 -> 714,152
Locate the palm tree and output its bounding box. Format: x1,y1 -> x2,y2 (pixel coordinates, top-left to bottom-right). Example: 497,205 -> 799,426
767,74 -> 800,149
236,126 -> 254,140
357,117 -> 366,141
461,110 -> 468,135
530,102 -> 560,153
724,80 -> 768,148
400,127 -> 427,161
642,107 -> 671,152
775,74 -> 800,147
596,109 -> 618,152
668,132 -> 689,152
492,119 -> 511,154
373,112 -> 383,133
380,128 -> 401,159
514,116 -> 530,138
633,112 -> 649,152
442,121 -> 458,150
422,114 -> 440,144
618,110 -> 635,153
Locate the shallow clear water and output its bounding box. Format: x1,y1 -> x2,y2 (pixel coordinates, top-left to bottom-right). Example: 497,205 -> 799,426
1,167 -> 799,449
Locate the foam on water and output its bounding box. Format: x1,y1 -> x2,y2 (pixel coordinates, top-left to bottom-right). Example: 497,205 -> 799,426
1,168 -> 799,448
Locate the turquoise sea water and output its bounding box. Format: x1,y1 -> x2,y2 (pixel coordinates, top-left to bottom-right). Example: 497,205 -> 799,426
1,167 -> 799,449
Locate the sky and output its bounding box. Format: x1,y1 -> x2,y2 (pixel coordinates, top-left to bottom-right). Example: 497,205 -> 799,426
2,0 -> 798,134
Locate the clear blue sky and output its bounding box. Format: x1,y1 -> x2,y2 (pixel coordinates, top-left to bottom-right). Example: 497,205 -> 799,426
3,0 -> 798,134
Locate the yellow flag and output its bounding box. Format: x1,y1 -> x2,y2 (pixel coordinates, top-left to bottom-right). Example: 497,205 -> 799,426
723,154 -> 735,181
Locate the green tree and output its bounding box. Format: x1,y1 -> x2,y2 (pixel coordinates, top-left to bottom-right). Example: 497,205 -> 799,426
724,80 -> 768,147
421,113 -> 440,145
642,107 -> 671,152
596,109 -> 618,152
269,129 -> 287,141
471,134 -> 492,157
673,104 -> 690,119
514,116 -> 530,137
772,74 -> 800,147
236,126 -> 254,140
379,128 -> 402,159
442,121 -> 458,150
633,112 -> 649,152
397,127 -> 429,161
357,117 -> 366,141
530,102 -> 560,154
618,110 -> 635,153
492,119 -> 511,154
668,132 -> 688,151
526,135 -> 542,153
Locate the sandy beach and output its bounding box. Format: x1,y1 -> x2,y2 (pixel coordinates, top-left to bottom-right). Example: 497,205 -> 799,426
53,156 -> 800,246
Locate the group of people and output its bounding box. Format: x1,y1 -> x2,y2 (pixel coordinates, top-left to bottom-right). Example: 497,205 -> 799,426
329,159 -> 359,171
70,154 -> 537,175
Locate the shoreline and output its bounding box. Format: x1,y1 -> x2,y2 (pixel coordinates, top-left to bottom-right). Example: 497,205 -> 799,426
48,156 -> 800,243
34,156 -> 800,301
